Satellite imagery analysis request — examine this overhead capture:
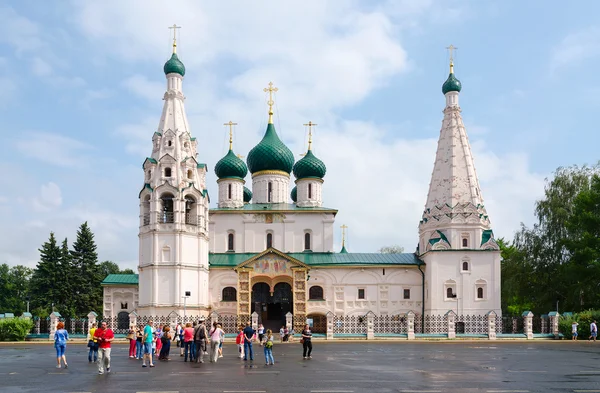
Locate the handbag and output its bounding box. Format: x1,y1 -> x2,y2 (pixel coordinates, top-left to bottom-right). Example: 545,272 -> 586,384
299,338 -> 304,344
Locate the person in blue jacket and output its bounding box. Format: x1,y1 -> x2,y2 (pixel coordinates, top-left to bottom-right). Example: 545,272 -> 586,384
54,321 -> 69,368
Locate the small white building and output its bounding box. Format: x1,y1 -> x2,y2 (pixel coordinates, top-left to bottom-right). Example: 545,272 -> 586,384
102,43 -> 501,329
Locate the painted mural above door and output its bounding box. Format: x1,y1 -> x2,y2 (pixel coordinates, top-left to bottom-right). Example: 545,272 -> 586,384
252,255 -> 293,277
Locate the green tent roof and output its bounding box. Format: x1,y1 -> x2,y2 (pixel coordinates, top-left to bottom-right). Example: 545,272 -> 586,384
102,274 -> 139,285
209,252 -> 423,268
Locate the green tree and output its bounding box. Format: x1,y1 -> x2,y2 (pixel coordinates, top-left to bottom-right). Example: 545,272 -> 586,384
30,232 -> 62,314
378,245 -> 405,254
57,238 -> 77,317
120,268 -> 135,275
99,261 -> 120,279
6,265 -> 33,314
70,222 -> 102,316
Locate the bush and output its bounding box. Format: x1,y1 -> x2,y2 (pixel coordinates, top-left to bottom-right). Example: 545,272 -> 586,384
559,310 -> 600,339
0,318 -> 34,341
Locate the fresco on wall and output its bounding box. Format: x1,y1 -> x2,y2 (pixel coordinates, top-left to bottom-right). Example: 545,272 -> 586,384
252,255 -> 294,277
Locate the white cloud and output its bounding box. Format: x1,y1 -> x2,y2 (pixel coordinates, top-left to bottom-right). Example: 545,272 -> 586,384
122,74 -> 164,101
551,26 -> 600,70
32,182 -> 63,212
31,57 -> 53,77
14,132 -> 92,168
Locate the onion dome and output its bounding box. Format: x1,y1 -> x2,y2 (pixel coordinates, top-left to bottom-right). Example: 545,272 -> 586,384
215,149 -> 248,179
164,53 -> 185,77
442,62 -> 461,94
247,123 -> 294,174
291,186 -> 297,202
293,149 -> 326,179
243,186 -> 252,203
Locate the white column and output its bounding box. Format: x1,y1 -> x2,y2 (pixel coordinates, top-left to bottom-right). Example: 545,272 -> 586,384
407,311 -> 415,340
326,312 -> 333,340
523,311 -> 534,340
549,311 -> 560,339
487,310 -> 497,340
446,310 -> 457,339
366,312 -> 375,340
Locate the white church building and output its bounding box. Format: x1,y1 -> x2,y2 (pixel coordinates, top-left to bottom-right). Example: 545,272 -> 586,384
102,39 -> 501,330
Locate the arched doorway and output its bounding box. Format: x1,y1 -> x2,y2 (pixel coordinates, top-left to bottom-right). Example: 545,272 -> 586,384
252,282 -> 293,330
117,311 -> 129,332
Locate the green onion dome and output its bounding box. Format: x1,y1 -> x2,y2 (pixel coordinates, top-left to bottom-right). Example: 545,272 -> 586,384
247,123 -> 295,174
243,186 -> 252,203
214,149 -> 248,179
442,72 -> 461,94
164,53 -> 186,77
291,186 -> 297,203
293,149 -> 326,179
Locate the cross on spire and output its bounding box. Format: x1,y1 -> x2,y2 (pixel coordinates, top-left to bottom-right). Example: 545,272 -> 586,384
224,121 -> 238,150
446,44 -> 457,73
169,24 -> 181,53
303,121 -> 317,151
263,81 -> 278,124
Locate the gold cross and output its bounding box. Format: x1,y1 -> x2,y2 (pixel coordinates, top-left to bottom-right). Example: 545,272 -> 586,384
224,121 -> 238,150
263,82 -> 278,124
341,224 -> 348,248
446,44 -> 457,73
169,24 -> 181,53
303,121 -> 317,151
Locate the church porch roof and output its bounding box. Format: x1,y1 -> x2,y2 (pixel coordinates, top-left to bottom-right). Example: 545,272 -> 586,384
101,274 -> 139,285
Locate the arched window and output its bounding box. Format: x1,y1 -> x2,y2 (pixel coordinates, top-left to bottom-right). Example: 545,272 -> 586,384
228,184 -> 232,199
304,233 -> 311,251
309,286 -> 324,300
268,182 -> 273,202
146,170 -> 151,180
222,287 -> 237,301
142,194 -> 151,225
160,193 -> 174,223
227,233 -> 234,252
446,287 -> 454,298
477,287 -> 484,299
185,195 -> 196,225
168,140 -> 172,147
266,233 -> 273,249
462,237 -> 468,247
164,167 -> 172,177
187,169 -> 193,179
308,183 -> 313,199
462,261 -> 469,271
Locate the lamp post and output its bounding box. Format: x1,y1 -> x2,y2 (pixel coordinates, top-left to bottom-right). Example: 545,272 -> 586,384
183,291 -> 191,317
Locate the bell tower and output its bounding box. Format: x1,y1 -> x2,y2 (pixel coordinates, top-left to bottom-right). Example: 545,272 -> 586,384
137,27 -> 210,317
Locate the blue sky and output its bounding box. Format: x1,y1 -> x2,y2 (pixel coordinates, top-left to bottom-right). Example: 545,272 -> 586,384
0,1 -> 599,269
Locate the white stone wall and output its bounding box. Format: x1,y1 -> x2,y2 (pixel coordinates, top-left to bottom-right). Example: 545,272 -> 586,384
209,211 -> 335,253
217,179 -> 245,208
422,250 -> 501,316
252,173 -> 290,204
102,286 -> 138,319
295,178 -> 323,207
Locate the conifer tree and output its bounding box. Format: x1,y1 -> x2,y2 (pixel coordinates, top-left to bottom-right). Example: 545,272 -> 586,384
30,232 -> 61,313
70,222 -> 102,316
57,238 -> 76,317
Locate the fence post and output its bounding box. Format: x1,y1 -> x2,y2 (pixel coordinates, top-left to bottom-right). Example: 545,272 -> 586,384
286,312 -> 293,331
407,311 -> 415,340
446,310 -> 457,339
22,312 -> 32,320
548,311 -> 560,339
49,311 -> 61,340
523,311 -> 534,339
486,310 -> 497,340
326,312 -> 334,340
128,311 -> 138,331
366,312 -> 375,340
35,317 -> 40,334
87,312 -> 97,336
251,312 -> 259,330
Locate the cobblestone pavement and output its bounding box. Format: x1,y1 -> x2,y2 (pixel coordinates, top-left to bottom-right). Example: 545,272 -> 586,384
1,341 -> 599,392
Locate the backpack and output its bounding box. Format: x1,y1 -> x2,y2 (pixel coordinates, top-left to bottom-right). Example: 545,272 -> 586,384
265,336 -> 273,349
194,325 -> 206,341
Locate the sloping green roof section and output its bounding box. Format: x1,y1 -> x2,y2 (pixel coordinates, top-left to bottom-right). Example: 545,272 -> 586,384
102,274 -> 139,285
481,229 -> 494,245
211,203 -> 337,213
209,252 -> 423,268
197,163 -> 206,169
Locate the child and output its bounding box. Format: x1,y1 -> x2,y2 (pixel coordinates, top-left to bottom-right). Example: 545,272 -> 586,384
572,321 -> 579,341
236,325 -> 245,359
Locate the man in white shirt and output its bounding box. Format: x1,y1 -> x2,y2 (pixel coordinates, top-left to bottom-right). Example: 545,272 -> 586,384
572,321 -> 579,341
589,321 -> 597,342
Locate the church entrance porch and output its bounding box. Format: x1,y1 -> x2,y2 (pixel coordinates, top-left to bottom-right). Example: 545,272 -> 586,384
252,282 -> 293,331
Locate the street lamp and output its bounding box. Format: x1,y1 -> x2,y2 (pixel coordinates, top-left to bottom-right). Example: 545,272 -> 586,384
183,291 -> 191,317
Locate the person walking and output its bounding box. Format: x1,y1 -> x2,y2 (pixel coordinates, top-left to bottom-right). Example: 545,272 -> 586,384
279,325 -> 285,343
135,325 -> 143,359
209,322 -> 224,363
193,318 -> 208,363
183,322 -> 194,362
572,321 -> 579,341
127,325 -> 136,358
243,322 -> 255,361
263,329 -> 274,366
87,322 -> 98,363
54,322 -> 69,369
159,326 -> 172,360
155,324 -> 163,359
236,326 -> 245,359
142,320 -> 155,368
301,324 -> 313,359
258,324 -> 265,345
178,323 -> 185,356
94,321 -> 114,375
218,323 -> 225,358
590,320 -> 598,342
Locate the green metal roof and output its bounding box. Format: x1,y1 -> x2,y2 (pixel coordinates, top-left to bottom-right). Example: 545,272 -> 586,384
243,186 -> 252,203
197,163 -> 206,169
247,123 -> 294,174
210,203 -> 337,214
442,72 -> 461,94
209,252 -> 423,268
102,274 -> 139,285
164,52 -> 185,76
293,149 -> 326,179
215,149 -> 248,179
481,229 -> 493,245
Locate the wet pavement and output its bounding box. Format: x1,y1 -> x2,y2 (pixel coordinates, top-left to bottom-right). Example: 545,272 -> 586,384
0,341 -> 599,392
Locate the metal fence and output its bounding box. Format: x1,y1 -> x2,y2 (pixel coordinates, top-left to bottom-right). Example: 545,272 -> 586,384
374,314 -> 407,334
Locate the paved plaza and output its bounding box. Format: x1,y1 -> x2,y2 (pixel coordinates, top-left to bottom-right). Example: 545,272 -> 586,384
1,341 -> 599,393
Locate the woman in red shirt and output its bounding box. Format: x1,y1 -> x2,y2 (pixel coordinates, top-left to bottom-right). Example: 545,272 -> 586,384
183,323 -> 194,362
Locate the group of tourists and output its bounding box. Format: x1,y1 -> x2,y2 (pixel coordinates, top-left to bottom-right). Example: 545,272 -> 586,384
55,318 -> 314,374
571,320 -> 598,341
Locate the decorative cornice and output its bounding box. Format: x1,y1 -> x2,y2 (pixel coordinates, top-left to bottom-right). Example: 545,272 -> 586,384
419,202 -> 490,230
251,170 -> 290,178
295,177 -> 324,184
216,177 -> 245,184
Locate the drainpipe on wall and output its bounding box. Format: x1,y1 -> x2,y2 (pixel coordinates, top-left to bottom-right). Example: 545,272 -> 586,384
418,262 -> 425,330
